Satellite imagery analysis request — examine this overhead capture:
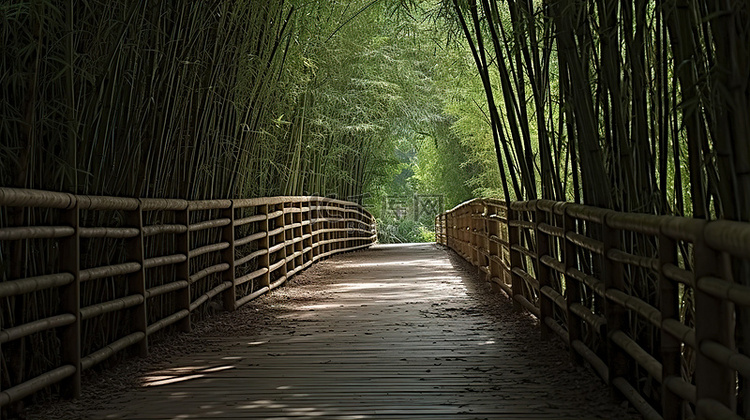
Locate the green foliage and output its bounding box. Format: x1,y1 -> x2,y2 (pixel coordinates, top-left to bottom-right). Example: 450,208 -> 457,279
0,1 -> 412,202
438,0 -> 750,410
376,216 -> 435,244
0,0 -> 498,216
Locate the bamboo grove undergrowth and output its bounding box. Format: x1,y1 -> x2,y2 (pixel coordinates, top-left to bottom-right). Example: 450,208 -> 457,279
443,0 -> 750,217
439,0 -> 750,414
1,0 -> 468,407
1,1 -> 399,200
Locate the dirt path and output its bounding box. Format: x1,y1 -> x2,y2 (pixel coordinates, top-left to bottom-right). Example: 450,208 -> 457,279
29,243 -> 638,419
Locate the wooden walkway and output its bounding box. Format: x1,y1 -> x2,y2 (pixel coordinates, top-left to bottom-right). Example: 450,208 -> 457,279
62,244 -> 635,419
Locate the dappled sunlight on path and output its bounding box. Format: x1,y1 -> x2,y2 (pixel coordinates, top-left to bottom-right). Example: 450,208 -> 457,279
44,243 -> 636,419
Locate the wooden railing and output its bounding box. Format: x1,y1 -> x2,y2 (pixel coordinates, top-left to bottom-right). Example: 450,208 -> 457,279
437,198 -> 750,420
0,188 -> 376,409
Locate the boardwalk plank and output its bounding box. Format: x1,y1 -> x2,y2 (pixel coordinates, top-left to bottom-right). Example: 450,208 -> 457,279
38,243 -> 638,419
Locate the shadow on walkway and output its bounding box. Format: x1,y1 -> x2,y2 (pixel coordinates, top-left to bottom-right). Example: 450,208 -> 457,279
32,243 -> 638,419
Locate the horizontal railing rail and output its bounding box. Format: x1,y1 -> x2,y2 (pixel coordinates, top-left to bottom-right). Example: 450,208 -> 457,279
437,198 -> 748,420
0,188 -> 376,410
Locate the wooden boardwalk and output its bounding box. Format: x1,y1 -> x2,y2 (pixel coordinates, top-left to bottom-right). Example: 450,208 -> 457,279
65,244 -> 635,419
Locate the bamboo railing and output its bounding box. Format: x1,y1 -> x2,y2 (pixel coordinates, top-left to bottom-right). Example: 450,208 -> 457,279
0,188 -> 376,409
437,198 -> 750,420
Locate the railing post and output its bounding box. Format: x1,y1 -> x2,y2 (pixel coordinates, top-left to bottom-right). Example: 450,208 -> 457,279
487,205 -> 501,292
472,202 -> 481,266
312,200 -> 319,260
536,202 -> 553,340
469,206 -> 475,261
694,224 -> 735,416
469,204 -> 475,263
344,203 -> 350,251
458,209 -> 464,256
221,200 -> 236,311
456,209 -> 461,252
440,213 -> 446,245
60,201 -> 81,398
442,213 -> 449,246
601,213 -> 627,388
463,207 -> 470,259
446,212 -> 449,245
454,209 -> 459,251
563,206 -> 583,364
175,206 -> 191,332
304,200 -> 313,266
658,229 -> 681,419
126,202 -> 148,356
279,202 -> 289,279
435,215 -> 439,244
340,202 -> 345,251
261,204 -> 271,287
448,211 -> 454,249
356,204 -> 361,248
294,202 -> 303,264
481,202 -> 490,271
509,206 -> 523,312
444,212 -> 449,248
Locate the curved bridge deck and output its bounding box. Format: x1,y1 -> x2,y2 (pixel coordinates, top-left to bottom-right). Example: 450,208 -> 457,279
47,244 -> 634,419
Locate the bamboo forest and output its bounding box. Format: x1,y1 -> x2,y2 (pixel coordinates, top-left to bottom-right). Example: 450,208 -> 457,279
2,0 -> 750,419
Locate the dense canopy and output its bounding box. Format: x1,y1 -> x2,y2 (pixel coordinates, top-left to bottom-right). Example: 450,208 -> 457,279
3,0 -> 750,415
4,1 -> 749,227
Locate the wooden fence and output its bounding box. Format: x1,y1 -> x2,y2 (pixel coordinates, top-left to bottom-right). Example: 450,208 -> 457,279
436,198 -> 750,420
0,187 -> 376,410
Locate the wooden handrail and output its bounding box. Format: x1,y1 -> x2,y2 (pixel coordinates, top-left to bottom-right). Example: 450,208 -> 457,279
0,187 -> 376,407
437,198 -> 748,419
